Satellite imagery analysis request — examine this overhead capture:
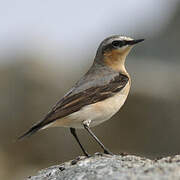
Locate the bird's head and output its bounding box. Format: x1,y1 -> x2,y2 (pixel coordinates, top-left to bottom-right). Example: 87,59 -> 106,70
95,35 -> 144,72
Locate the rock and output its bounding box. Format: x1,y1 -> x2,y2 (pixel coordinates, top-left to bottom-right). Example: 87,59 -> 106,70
27,154 -> 180,180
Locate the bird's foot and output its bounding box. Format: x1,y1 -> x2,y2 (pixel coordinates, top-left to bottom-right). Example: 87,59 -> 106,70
104,149 -> 114,155
84,151 -> 91,158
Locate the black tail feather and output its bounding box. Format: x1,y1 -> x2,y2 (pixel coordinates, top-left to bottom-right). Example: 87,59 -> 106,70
18,124 -> 42,140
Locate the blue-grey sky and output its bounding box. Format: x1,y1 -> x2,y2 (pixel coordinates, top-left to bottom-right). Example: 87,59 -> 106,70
0,0 -> 178,64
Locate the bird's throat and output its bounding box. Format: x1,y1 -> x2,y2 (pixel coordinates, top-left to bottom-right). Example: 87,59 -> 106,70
103,48 -> 131,73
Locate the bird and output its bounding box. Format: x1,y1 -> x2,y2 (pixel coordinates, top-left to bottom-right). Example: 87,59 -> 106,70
18,35 -> 144,156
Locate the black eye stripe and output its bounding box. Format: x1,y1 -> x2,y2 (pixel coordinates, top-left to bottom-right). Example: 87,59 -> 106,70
112,40 -> 128,47
112,40 -> 121,47
102,40 -> 130,52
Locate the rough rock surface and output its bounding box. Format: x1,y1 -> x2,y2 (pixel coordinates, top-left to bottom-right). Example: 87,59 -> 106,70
27,153 -> 180,180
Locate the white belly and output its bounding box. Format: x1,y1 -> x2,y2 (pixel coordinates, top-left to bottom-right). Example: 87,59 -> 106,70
49,82 -> 130,129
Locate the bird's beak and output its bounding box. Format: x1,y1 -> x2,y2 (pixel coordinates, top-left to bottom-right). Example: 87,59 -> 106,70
128,39 -> 145,45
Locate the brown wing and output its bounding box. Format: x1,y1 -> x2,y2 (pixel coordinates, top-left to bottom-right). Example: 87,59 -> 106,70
18,73 -> 129,139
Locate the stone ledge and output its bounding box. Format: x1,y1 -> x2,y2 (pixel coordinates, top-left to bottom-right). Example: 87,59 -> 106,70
27,154 -> 180,180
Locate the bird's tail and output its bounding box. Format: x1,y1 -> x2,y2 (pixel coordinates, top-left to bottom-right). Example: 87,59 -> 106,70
18,112 -> 53,140
17,123 -> 42,140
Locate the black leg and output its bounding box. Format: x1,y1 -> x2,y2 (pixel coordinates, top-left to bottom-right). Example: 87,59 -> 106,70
83,123 -> 113,155
70,128 -> 90,157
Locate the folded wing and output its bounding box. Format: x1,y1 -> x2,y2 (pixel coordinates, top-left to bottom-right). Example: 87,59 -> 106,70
18,73 -> 129,139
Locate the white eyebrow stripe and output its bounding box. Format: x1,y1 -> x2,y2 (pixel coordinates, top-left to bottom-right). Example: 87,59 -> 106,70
102,35 -> 133,47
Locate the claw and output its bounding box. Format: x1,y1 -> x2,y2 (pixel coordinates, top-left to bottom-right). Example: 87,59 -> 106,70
104,149 -> 114,155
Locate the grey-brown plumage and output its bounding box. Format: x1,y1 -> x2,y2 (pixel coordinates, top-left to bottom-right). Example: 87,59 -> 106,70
18,72 -> 129,139
18,35 -> 144,156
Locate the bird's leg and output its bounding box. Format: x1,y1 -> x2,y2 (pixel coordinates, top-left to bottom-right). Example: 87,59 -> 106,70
70,128 -> 90,157
83,120 -> 113,155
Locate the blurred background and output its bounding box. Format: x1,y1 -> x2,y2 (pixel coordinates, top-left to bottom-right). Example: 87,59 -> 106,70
1,0 -> 180,179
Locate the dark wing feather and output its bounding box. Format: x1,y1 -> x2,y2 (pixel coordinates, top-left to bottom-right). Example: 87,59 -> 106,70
18,73 -> 129,139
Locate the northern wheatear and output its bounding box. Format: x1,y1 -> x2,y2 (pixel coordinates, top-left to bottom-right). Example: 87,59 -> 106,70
19,35 -> 144,156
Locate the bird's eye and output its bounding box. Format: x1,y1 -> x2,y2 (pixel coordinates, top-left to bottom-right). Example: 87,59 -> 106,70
112,41 -> 120,47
